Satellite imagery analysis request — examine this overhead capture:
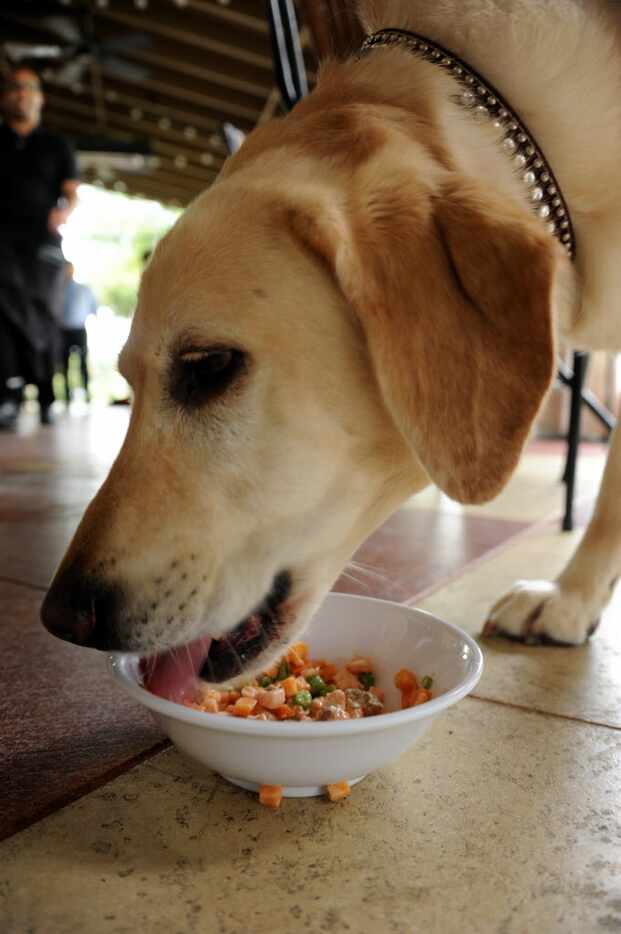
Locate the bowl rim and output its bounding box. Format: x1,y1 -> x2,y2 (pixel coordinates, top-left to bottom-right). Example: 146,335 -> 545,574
108,592 -> 484,738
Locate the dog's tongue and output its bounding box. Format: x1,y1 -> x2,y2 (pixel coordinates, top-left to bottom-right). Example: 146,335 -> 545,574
143,634 -> 212,703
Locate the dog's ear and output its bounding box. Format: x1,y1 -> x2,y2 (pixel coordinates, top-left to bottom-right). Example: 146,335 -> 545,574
289,176 -> 560,503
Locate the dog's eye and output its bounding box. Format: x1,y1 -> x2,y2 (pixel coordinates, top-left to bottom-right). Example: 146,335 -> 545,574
170,348 -> 246,408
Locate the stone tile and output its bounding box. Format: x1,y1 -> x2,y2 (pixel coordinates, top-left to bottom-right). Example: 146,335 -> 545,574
0,409 -> 128,587
0,515 -> 86,588
333,508 -> 528,603
418,525 -> 621,728
1,700 -> 620,934
0,581 -> 165,842
407,443 -> 605,523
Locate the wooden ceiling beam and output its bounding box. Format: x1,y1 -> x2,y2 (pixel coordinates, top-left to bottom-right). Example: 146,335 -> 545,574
99,68 -> 263,123
45,91 -> 226,167
100,0 -> 269,35
112,172 -> 196,205
44,107 -> 219,184
96,57 -> 267,120
99,78 -> 255,135
94,7 -> 274,70
111,40 -> 272,102
78,156 -> 210,195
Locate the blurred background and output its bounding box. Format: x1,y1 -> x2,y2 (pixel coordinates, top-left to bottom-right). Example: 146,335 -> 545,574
0,0 -> 354,410
0,0 -> 617,435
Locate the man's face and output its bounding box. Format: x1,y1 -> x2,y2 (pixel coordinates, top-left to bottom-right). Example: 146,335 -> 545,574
2,70 -> 44,125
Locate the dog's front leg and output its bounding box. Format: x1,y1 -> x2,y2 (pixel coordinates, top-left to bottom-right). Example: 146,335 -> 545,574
484,413 -> 621,645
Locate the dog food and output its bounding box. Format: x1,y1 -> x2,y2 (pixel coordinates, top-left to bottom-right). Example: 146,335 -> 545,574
178,643 -> 433,808
181,642 -> 433,723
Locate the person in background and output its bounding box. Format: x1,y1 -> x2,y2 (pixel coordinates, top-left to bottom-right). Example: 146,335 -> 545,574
0,66 -> 79,428
61,263 -> 97,404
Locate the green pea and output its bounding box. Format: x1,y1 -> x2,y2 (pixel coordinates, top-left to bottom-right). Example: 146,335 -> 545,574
358,672 -> 375,689
421,675 -> 433,690
308,675 -> 327,697
324,684 -> 336,693
291,690 -> 312,708
276,661 -> 290,681
259,676 -> 273,688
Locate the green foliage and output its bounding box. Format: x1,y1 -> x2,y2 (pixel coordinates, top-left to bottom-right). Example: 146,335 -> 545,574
67,186 -> 180,318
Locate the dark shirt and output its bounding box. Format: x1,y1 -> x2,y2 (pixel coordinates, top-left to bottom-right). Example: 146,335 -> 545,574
0,121 -> 78,248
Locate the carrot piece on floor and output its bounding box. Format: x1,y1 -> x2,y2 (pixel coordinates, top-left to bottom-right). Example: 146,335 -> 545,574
326,781 -> 351,802
394,668 -> 418,692
233,696 -> 257,717
259,785 -> 283,809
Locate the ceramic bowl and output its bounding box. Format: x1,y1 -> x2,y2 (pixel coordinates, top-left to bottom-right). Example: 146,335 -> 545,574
109,592 -> 484,796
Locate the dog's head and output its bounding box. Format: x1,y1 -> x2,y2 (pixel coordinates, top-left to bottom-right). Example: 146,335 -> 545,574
41,99 -> 568,693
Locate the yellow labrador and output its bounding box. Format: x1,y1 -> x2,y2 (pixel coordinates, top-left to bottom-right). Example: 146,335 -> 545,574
42,0 -> 621,693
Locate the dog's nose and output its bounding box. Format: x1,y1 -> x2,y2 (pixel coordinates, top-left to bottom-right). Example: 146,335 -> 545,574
41,568 -> 123,650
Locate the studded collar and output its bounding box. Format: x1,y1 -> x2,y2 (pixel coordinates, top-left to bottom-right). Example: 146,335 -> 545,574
361,28 -> 575,260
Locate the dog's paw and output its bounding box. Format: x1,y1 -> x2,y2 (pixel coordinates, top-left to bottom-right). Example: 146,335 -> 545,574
482,580 -> 602,646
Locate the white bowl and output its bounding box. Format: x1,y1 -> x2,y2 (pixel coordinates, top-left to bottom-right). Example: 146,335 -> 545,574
109,593 -> 484,797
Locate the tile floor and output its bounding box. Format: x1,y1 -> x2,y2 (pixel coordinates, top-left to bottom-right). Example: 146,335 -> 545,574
1,407 -> 619,934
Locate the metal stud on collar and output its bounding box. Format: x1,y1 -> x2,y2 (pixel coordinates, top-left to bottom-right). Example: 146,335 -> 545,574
360,28 -> 576,260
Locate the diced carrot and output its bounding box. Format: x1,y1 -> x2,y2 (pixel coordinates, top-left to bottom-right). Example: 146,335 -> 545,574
224,690 -> 241,704
273,704 -> 296,720
394,668 -> 418,692
413,688 -> 432,706
232,697 -> 257,717
263,662 -> 280,679
317,661 -> 337,682
280,676 -> 299,698
286,647 -> 306,673
346,657 -> 374,674
334,667 -> 360,690
259,785 -> 283,809
370,686 -> 385,703
291,641 -> 309,660
257,686 -> 286,709
326,781 -> 351,802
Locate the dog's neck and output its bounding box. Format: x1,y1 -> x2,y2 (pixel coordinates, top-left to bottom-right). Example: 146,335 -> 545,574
361,29 -> 575,260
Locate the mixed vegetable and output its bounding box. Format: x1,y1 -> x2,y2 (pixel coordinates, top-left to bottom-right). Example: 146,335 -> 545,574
177,641 -> 434,808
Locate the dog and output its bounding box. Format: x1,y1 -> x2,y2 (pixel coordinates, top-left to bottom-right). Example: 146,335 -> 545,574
41,0 -> 621,693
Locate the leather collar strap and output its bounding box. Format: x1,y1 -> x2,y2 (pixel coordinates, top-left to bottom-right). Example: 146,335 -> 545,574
361,28 -> 576,260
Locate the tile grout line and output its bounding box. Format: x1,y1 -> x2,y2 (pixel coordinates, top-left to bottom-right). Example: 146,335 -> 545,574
0,575 -> 47,593
467,691 -> 621,732
0,740 -> 171,845
407,491 -> 595,607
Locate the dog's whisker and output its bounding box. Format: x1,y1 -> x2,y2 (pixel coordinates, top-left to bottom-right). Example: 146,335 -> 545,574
347,559 -> 391,583
339,568 -> 371,591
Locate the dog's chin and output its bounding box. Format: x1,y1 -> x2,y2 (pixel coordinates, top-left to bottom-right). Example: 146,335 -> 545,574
142,570 -> 297,702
